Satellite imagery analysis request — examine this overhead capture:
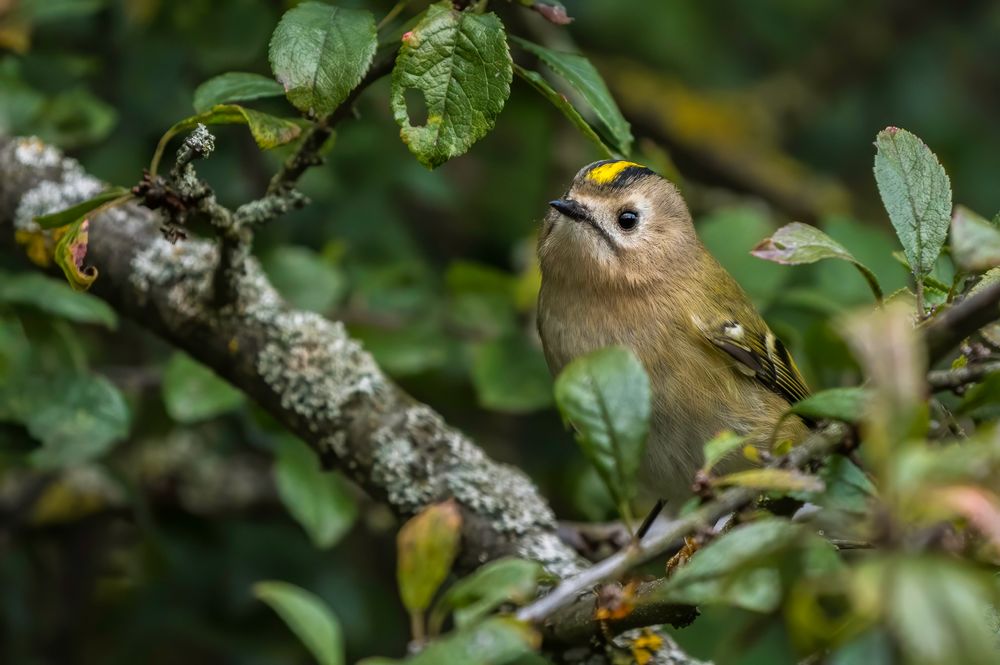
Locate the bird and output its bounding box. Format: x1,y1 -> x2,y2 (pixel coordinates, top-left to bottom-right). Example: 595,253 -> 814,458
537,159 -> 809,512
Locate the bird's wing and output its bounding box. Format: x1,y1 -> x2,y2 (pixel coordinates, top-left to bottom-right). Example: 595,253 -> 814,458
695,316 -> 810,405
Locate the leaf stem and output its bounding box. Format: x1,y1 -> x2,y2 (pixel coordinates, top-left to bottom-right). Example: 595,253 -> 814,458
915,278 -> 926,319
409,610 -> 427,644
854,263 -> 884,304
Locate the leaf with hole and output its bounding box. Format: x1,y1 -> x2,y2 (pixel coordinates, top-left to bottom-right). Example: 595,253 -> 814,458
255,581 -> 344,665
873,127 -> 952,278
554,346 -> 650,523
391,2 -> 512,168
268,3 -> 377,117
193,72 -> 285,113
511,36 -> 632,156
752,222 -> 883,301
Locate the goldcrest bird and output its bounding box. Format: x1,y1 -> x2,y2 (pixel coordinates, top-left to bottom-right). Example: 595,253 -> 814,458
537,160 -> 809,509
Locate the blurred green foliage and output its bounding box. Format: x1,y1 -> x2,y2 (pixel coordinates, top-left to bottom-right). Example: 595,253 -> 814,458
2,1 -> 1000,664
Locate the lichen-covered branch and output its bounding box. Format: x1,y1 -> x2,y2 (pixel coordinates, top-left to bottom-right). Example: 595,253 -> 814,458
0,136 -> 702,665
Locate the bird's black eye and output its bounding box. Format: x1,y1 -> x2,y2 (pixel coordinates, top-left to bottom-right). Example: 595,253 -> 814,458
617,210 -> 639,230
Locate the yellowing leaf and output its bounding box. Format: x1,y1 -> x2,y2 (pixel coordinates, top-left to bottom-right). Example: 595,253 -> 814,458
712,468 -> 824,493
150,105 -> 302,175
397,499 -> 463,614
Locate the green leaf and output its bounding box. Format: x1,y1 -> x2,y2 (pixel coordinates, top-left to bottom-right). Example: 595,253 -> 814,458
262,246 -> 346,314
397,500 -> 463,615
816,455 -> 876,515
430,558 -> 544,632
513,64 -> 612,158
553,346 -> 650,521
161,352 -> 244,424
955,372 -> 1000,419
701,430 -> 746,473
151,105 -> 302,175
274,437 -> 357,549
712,468 -> 824,493
268,3 -> 377,117
951,205 -> 1000,273
35,87 -> 117,149
193,71 -> 285,113
785,387 -> 869,424
381,618 -> 539,665
254,580 -> 344,665
391,2 -> 512,168
879,557 -> 1000,665
0,272 -> 116,328
752,222 -> 883,301
873,127 -> 952,278
33,186 -> 132,230
510,36 -> 632,156
652,519 -> 804,612
28,374 -> 130,469
471,335 -> 553,414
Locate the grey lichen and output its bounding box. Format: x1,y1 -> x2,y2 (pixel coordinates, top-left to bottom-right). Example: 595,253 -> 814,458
11,138 -> 103,232
256,311 -> 383,429
12,137 -> 64,170
369,404 -> 582,576
130,234 -> 217,317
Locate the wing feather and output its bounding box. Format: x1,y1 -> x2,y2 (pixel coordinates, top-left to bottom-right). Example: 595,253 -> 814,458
697,317 -> 809,405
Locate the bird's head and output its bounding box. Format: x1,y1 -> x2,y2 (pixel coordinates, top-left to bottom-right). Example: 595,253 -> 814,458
539,160 -> 696,288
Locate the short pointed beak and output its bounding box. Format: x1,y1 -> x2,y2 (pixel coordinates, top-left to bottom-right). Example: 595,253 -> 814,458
549,198 -> 591,222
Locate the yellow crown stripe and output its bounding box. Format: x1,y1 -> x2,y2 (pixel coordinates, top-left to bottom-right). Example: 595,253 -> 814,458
586,160 -> 644,185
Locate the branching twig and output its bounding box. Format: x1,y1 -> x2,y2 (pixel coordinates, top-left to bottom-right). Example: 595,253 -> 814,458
516,423 -> 849,628
267,50 -> 398,197
928,361 -> 1000,391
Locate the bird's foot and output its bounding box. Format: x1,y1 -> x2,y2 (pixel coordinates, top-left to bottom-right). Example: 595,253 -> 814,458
666,536 -> 700,575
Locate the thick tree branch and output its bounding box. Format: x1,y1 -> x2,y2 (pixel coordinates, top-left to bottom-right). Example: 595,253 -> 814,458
0,137 -> 701,665
923,281 -> 1000,363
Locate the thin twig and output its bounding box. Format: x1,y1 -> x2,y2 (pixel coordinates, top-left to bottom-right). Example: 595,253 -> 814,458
515,423 -> 848,625
267,51 -> 397,197
927,361 -> 1000,390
